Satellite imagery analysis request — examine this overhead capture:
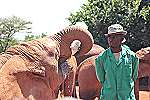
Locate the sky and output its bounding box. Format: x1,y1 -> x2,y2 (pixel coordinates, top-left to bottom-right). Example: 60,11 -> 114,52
0,0 -> 87,40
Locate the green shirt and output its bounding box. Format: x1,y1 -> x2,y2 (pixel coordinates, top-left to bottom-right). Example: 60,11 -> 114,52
95,45 -> 139,100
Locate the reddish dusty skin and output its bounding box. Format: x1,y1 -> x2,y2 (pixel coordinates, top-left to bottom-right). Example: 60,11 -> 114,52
78,55 -> 102,100
76,44 -> 104,100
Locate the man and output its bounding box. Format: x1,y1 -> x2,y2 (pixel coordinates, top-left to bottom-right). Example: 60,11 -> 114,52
95,24 -> 139,100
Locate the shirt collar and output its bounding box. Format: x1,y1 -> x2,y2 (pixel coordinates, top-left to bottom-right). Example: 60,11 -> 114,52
107,45 -> 127,58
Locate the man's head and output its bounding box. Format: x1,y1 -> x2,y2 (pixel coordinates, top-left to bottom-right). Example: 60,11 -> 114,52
105,24 -> 127,48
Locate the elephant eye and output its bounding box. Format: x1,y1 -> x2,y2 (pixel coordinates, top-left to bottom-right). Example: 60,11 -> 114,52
48,52 -> 54,57
55,52 -> 59,60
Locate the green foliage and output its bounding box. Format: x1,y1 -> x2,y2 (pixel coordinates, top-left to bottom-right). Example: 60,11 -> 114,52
0,38 -> 18,53
24,35 -> 36,42
0,16 -> 32,53
24,33 -> 47,42
68,0 -> 150,51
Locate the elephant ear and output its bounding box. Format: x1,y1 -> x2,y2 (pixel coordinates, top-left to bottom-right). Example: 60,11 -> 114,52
58,26 -> 94,59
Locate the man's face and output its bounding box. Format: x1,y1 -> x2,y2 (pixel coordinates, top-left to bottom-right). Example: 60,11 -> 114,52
107,33 -> 124,48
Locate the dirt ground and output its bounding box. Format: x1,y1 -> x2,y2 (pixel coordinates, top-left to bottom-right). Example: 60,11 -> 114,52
57,86 -> 150,100
75,87 -> 150,100
139,91 -> 150,100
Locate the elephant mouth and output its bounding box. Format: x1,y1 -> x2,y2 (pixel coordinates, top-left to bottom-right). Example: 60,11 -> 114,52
31,67 -> 46,77
13,64 -> 60,89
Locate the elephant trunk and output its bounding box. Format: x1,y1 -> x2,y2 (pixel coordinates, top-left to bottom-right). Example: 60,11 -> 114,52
49,26 -> 94,59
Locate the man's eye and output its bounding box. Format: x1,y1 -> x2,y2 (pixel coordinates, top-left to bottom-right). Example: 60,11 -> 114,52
108,36 -> 115,39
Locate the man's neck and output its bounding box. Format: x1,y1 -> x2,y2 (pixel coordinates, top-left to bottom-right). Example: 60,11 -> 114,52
111,46 -> 122,53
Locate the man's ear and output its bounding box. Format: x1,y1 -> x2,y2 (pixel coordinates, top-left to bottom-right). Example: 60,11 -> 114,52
121,37 -> 126,43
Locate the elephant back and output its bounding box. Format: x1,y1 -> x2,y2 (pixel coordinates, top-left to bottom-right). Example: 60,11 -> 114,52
76,44 -> 104,66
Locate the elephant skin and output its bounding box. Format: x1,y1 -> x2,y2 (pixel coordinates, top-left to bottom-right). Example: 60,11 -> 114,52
136,47 -> 150,78
0,54 -> 12,69
135,47 -> 150,100
78,55 -> 102,100
76,44 -> 104,100
0,26 -> 94,100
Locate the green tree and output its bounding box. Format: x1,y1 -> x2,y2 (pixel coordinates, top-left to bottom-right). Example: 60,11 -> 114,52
68,0 -> 150,51
0,16 -> 32,53
24,33 -> 47,42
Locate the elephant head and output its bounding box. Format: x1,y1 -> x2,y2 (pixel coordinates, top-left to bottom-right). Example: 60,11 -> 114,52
0,26 -> 94,100
136,47 -> 150,78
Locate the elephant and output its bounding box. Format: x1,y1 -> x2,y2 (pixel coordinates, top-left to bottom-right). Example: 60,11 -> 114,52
77,55 -> 102,100
58,40 -> 82,97
135,47 -> 150,99
76,44 -> 104,100
58,44 -> 104,98
136,47 -> 150,79
0,26 -> 94,100
77,46 -> 150,100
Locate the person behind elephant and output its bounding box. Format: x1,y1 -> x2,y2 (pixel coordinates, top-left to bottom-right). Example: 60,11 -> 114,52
60,40 -> 81,78
59,40 -> 81,97
95,24 -> 139,100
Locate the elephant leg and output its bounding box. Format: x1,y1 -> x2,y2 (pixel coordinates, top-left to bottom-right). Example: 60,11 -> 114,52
78,64 -> 101,100
63,71 -> 76,96
135,79 -> 139,100
147,74 -> 150,91
59,55 -> 77,97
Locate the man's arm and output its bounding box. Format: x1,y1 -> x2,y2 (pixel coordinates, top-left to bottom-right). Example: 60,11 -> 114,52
95,56 -> 105,85
132,56 -> 139,81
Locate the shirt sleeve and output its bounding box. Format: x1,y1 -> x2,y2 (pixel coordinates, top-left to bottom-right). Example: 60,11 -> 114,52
132,56 -> 139,81
95,55 -> 105,85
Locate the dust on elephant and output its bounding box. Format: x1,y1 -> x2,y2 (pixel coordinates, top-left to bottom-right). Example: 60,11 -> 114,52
0,26 -> 94,100
77,46 -> 150,100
